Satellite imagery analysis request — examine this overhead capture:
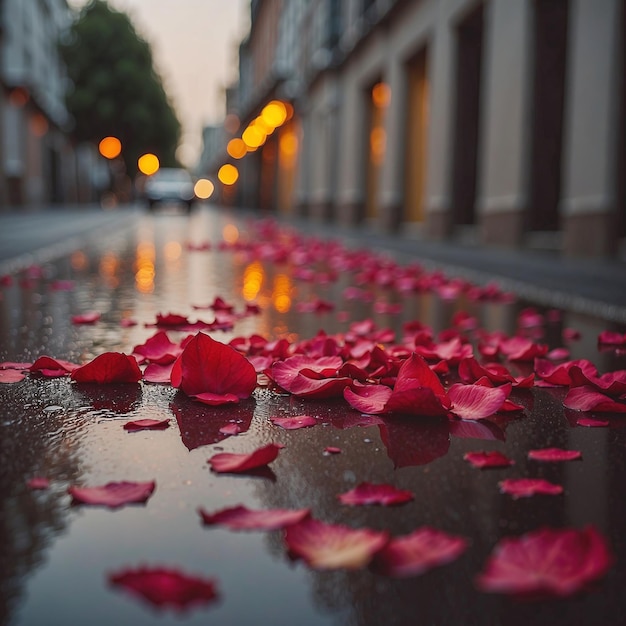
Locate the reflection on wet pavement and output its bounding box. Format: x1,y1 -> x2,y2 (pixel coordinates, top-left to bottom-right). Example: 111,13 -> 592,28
1,207 -> 625,625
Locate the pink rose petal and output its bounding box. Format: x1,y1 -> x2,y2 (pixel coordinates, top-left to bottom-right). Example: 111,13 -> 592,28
285,518 -> 389,570
109,566 -> 218,610
270,415 -> 318,430
338,482 -> 414,506
528,447 -> 582,462
27,477 -> 50,490
208,443 -> 283,473
324,446 -> 342,454
143,362 -> 174,384
374,527 -> 468,577
219,423 -> 243,436
0,369 -> 26,383
476,526 -> 612,596
198,504 -> 310,530
563,386 -> 626,413
448,383 -> 507,420
464,451 -> 514,469
576,417 -> 610,428
69,480 -> 156,508
499,478 -> 563,498
123,419 -> 170,432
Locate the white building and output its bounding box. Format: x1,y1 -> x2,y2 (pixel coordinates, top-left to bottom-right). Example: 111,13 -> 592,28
0,0 -> 99,207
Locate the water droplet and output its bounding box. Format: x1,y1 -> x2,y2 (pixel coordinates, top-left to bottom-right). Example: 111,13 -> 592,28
43,405 -> 64,413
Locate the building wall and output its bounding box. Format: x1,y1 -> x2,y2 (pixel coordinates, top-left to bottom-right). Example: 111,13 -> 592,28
234,0 -> 624,258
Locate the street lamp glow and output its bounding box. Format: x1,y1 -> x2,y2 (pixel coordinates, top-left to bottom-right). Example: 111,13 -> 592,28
138,153 -> 159,176
99,136 -> 122,159
194,178 -> 215,199
226,138 -> 247,159
218,164 -> 239,185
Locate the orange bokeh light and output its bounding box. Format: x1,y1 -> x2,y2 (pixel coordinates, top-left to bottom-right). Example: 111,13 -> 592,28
138,153 -> 160,176
227,138 -> 247,159
218,164 -> 239,185
242,125 -> 266,149
372,82 -> 391,108
99,136 -> 122,159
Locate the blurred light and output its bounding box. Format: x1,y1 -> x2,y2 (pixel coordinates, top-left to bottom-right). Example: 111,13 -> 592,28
279,130 -> 298,164
224,113 -> 240,134
253,116 -> 273,136
99,136 -> 122,159
218,164 -> 239,185
70,250 -> 88,271
372,82 -> 391,108
135,241 -> 155,293
261,101 -> 287,128
9,87 -> 29,107
99,251 -> 119,287
194,178 -> 214,199
370,127 -> 387,164
164,241 -> 182,262
223,223 -> 239,244
242,126 -> 265,149
283,102 -> 295,121
243,261 -> 264,301
31,113 -> 49,138
226,138 -> 247,159
138,153 -> 160,176
272,274 -> 293,313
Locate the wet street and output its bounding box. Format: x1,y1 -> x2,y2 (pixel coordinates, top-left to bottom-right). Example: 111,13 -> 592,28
1,205 -> 626,626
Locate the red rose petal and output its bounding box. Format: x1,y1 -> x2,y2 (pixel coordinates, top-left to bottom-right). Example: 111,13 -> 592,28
27,477 -> 50,490
324,446 -> 342,454
464,451 -> 514,469
343,384 -> 392,414
338,482 -> 414,506
191,391 -> 240,406
374,527 -> 468,577
123,419 -> 170,432
576,417 -> 610,428
270,415 -> 318,430
499,478 -> 563,498
563,386 -> 626,413
109,566 -> 218,610
219,423 -> 242,436
476,526 -> 612,596
285,518 -> 389,570
208,443 -> 283,473
198,504 -> 310,530
0,369 -> 26,383
71,310 -> 101,324
29,356 -> 79,377
528,447 -> 582,462
143,362 -> 174,384
171,333 -> 257,400
69,480 -> 156,508
133,331 -> 182,364
71,352 -> 142,384
448,383 -> 507,420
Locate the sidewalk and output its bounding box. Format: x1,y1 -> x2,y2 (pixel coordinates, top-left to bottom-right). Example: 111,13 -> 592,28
281,213 -> 626,324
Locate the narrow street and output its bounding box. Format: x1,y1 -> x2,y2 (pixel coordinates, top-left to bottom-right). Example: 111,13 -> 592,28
1,203 -> 625,625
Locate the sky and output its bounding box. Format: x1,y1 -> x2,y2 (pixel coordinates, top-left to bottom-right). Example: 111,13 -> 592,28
68,0 -> 249,168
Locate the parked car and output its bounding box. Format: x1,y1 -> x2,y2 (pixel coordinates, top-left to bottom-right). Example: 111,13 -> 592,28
144,168 -> 196,212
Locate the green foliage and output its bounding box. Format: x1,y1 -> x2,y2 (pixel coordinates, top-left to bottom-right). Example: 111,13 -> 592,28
61,0 -> 181,175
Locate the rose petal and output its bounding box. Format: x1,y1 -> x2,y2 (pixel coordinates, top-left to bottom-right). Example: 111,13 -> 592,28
123,419 -> 170,432
528,447 -> 582,462
143,362 -> 174,384
338,482 -> 414,506
576,417 -> 610,428
374,527 -> 468,577
476,526 -> 612,596
71,352 -> 142,384
563,386 -> 626,413
69,480 -> 156,508
285,518 -> 389,570
71,311 -> 101,324
27,477 -> 50,490
464,451 -> 514,469
324,446 -> 342,454
448,383 -> 507,420
198,504 -> 310,530
208,443 -> 283,473
270,415 -> 318,430
109,566 -> 218,610
0,369 -> 26,383
219,423 -> 243,436
499,478 -> 563,498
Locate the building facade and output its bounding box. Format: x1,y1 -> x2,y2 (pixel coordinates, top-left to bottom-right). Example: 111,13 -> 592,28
226,0 -> 624,258
0,0 -> 103,209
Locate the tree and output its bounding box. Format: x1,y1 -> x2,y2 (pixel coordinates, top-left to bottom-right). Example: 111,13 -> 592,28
60,0 -> 181,176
